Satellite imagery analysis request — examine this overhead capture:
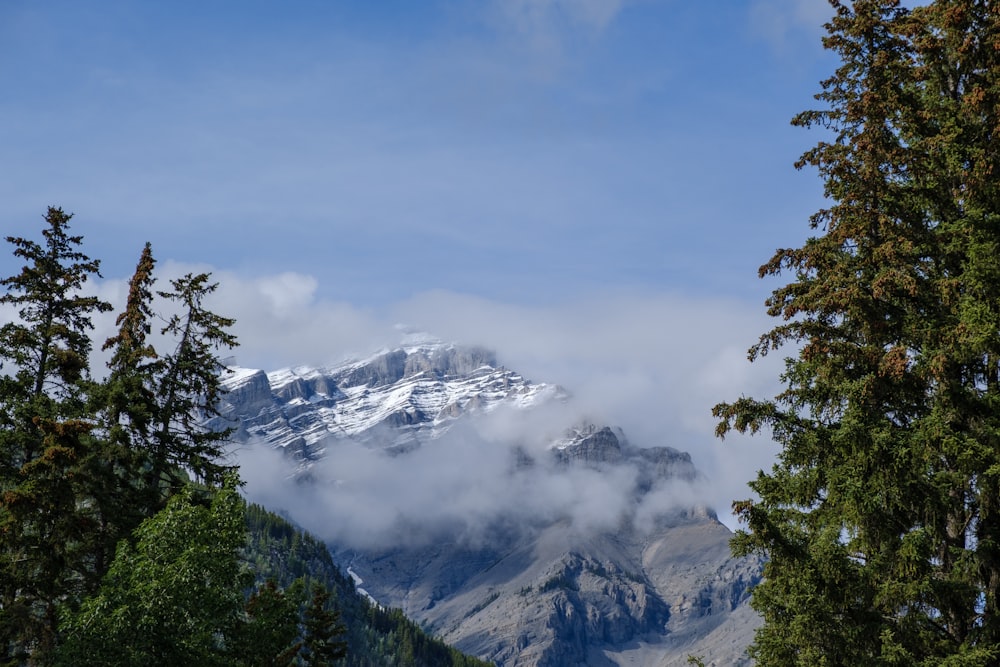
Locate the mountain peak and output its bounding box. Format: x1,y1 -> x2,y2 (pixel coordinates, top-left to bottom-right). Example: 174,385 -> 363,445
224,340 -> 761,666
219,342 -> 565,456
392,325 -> 444,349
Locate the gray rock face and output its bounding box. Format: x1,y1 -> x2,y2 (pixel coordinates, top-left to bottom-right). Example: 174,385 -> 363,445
553,425 -> 626,466
551,425 -> 698,490
336,513 -> 761,667
218,341 -> 563,456
223,340 -> 762,666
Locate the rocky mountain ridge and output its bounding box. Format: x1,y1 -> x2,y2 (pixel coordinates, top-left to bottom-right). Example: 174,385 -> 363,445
222,340 -> 761,666
219,340 -> 564,457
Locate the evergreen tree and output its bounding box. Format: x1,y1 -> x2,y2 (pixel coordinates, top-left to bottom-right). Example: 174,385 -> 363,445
235,580 -> 302,667
0,208 -> 112,663
56,476 -> 251,667
0,206 -> 111,466
0,210 -> 344,666
715,1 -> 1000,663
100,242 -> 159,457
301,583 -> 348,666
152,272 -> 237,488
1,419 -> 99,664
89,242 -> 161,576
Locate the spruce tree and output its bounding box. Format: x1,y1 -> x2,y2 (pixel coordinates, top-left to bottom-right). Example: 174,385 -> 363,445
89,242 -> 162,576
152,272 -> 237,488
0,208 -> 112,662
0,206 -> 111,466
100,242 -> 158,456
1,418 -> 100,664
715,1 -> 1000,663
301,583 -> 348,666
236,580 -> 302,667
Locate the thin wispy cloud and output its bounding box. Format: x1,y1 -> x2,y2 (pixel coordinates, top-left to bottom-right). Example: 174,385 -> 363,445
748,0 -> 832,51
481,0 -> 632,74
2,1 -> 828,309
495,0 -> 629,34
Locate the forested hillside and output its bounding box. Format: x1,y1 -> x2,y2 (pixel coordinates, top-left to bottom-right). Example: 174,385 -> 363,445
245,504 -> 492,667
0,207 -> 490,665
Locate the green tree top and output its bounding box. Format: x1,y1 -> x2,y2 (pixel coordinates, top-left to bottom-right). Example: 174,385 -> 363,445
301,583 -> 348,666
101,242 -> 158,448
0,207 -> 112,447
153,272 -> 238,488
57,475 -> 251,667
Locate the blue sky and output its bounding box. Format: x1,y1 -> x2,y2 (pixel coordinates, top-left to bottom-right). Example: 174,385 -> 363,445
2,0 -> 832,304
1,0 -> 842,522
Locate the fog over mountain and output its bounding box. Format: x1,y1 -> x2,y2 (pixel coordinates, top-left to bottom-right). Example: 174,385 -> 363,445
236,404 -> 705,551
78,263 -> 782,530
0,262 -> 776,664
215,336 -> 763,665
218,333 -> 704,549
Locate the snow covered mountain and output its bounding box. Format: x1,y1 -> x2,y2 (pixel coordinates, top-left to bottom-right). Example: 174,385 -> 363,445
220,338 -> 761,666
218,338 -> 565,458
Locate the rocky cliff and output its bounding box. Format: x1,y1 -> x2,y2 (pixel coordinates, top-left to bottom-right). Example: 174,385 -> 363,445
218,340 -> 564,458
332,424 -> 760,667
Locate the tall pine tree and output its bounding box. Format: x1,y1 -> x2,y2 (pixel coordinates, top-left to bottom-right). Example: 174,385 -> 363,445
89,243 -> 162,578
715,1 -> 1000,663
0,207 -> 111,466
100,242 -> 159,458
152,273 -> 237,489
301,583 -> 347,666
0,208 -> 112,662
0,212 -> 243,663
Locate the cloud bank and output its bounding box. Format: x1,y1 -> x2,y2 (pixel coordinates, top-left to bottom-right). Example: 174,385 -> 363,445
235,403 -> 708,551
28,263 -> 782,535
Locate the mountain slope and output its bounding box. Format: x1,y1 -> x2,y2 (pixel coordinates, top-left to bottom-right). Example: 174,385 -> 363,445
330,425 -> 760,667
244,503 -> 492,667
224,340 -> 761,666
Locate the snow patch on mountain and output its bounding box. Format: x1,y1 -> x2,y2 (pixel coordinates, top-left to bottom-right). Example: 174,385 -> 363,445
218,340 -> 568,457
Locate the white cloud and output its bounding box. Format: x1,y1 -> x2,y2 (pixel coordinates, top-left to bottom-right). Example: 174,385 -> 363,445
255,273 -> 319,316
236,409 -> 707,550
749,0 -> 832,50
86,262 -> 396,373
149,270 -> 783,534
498,0 -> 628,33
386,289 -> 784,530
483,0 -> 632,70
6,263 -> 783,534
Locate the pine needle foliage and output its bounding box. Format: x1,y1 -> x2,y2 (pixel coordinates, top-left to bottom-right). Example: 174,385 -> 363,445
0,209 -> 241,663
0,208 -> 112,662
152,272 -> 238,488
302,583 -> 348,666
715,1 -> 1000,664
